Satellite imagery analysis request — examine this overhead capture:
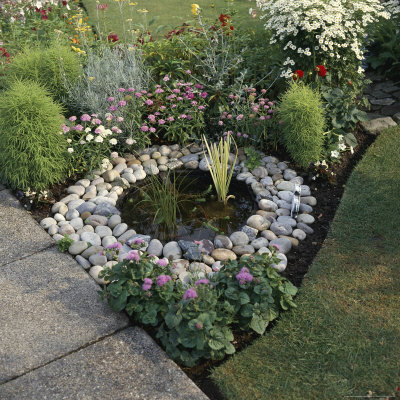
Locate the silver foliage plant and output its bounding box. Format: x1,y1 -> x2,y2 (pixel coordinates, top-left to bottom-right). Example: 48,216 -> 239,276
64,45 -> 150,116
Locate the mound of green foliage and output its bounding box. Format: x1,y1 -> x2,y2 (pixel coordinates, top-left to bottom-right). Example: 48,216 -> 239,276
6,43 -> 81,102
279,83 -> 326,167
0,80 -> 69,191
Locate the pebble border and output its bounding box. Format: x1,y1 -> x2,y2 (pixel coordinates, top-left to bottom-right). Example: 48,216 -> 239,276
39,143 -> 317,284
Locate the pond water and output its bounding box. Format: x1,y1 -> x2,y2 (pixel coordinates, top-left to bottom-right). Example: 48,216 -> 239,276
119,170 -> 256,242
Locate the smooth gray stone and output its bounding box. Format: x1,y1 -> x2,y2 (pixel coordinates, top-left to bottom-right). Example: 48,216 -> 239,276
40,217 -> 57,229
293,228 -> 307,241
52,234 -> 64,242
262,156 -> 279,163
76,178 -> 90,188
297,214 -> 315,224
95,225 -> 113,238
297,222 -> 314,234
270,237 -> 292,254
127,235 -> 151,246
76,225 -> 94,235
301,196 -> 317,206
232,245 -> 255,255
0,248 -> 128,384
59,194 -> 79,204
300,185 -> 311,196
0,191 -> 54,264
94,202 -> 121,217
69,234 -> 80,242
180,154 -> 199,163
251,237 -> 269,250
51,202 -> 68,215
81,245 -> 104,259
147,239 -> 163,257
67,185 -> 85,196
85,215 -> 108,227
67,199 -> 85,211
108,214 -> 122,229
270,222 -> 293,236
277,216 -> 297,227
260,176 -> 273,186
76,201 -> 97,215
118,229 -> 137,243
276,208 -> 290,216
241,225 -> 258,242
89,254 -> 107,266
361,117 -> 397,135
261,230 -> 278,241
299,203 -> 313,213
68,241 -> 88,255
113,223 -> 128,237
58,224 -> 75,236
102,236 -> 117,248
290,176 -> 304,185
48,225 -> 58,236
277,190 -> 293,202
80,232 -> 101,246
69,217 -> 84,231
247,215 -> 270,231
276,181 -> 295,192
163,241 -> 182,260
230,231 -> 249,246
75,254 -> 91,269
214,235 -> 233,250
258,199 -> 278,212
252,166 -> 268,179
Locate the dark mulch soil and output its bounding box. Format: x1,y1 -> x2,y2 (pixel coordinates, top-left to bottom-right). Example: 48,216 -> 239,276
20,126 -> 375,400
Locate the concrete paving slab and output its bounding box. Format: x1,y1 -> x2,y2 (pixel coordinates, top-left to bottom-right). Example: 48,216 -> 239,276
0,247 -> 129,384
0,190 -> 54,264
0,327 -> 209,400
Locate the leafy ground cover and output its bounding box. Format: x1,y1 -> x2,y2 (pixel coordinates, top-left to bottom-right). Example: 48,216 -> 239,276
81,0 -> 263,38
212,126 -> 400,399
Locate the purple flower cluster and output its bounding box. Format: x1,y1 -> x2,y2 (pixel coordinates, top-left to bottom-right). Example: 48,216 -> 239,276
156,275 -> 172,287
126,250 -> 140,262
142,278 -> 153,291
195,279 -> 210,286
183,288 -> 198,300
106,242 -> 122,250
236,267 -> 254,285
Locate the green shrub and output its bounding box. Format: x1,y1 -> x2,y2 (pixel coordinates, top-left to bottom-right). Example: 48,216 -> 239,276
0,80 -> 69,191
6,43 -> 81,102
278,83 -> 326,167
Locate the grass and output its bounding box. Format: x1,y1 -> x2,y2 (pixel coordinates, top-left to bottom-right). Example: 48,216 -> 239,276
81,0 -> 263,39
212,126 -> 400,399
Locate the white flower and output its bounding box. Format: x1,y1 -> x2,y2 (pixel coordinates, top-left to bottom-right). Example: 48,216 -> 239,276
86,134 -> 94,142
94,136 -> 104,143
66,138 -> 72,143
350,146 -> 354,154
104,129 -> 113,137
126,137 -> 136,145
338,142 -> 346,151
80,140 -> 86,145
85,127 -> 91,133
67,147 -> 74,153
109,138 -> 118,145
331,150 -> 339,158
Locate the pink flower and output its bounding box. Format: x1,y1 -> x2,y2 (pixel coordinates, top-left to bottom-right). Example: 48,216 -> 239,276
116,116 -> 124,122
148,114 -> 156,122
155,88 -> 164,94
195,84 -> 203,89
177,96 -> 183,101
126,250 -> 140,262
227,114 -> 232,119
107,97 -> 115,102
237,114 -> 243,121
200,92 -> 208,98
260,116 -> 265,120
158,119 -> 166,125
171,104 -> 177,108
150,127 -> 156,133
266,115 -> 271,120
195,279 -> 210,286
141,125 -> 149,132
179,114 -> 187,119
93,118 -> 102,124
69,116 -> 77,122
271,244 -> 280,251
145,99 -> 154,106
127,87 -> 135,92
118,100 -> 126,107
118,88 -> 126,92
185,69 -> 191,74
62,124 -> 70,133
142,277 -> 152,291
183,288 -> 198,300
157,259 -> 168,267
198,105 -> 205,111
173,89 -> 180,94
106,242 -> 122,250
135,92 -> 142,98
191,101 -> 198,106
167,116 -> 174,122
243,134 -> 248,138
74,124 -> 83,131
156,274 -> 171,286
163,75 -> 170,82
159,106 -> 166,110
109,106 -> 117,111
80,114 -> 91,121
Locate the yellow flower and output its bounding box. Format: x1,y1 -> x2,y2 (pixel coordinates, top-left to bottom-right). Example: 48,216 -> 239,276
129,2 -> 137,5
138,8 -> 148,13
89,76 -> 95,81
191,3 -> 200,15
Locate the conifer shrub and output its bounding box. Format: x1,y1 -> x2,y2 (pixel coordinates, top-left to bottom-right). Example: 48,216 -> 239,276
6,43 -> 81,103
278,83 -> 326,167
0,80 -> 69,191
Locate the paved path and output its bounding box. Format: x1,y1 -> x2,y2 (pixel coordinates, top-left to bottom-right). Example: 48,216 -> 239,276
0,186 -> 208,399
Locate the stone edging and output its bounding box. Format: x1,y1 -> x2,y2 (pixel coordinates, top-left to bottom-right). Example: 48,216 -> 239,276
39,143 -> 317,284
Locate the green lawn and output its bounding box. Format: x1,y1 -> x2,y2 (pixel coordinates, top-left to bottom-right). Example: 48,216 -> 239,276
81,0 -> 263,39
212,126 -> 400,399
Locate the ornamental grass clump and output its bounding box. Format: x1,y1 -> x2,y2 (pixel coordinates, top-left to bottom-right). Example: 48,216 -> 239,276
0,80 -> 69,191
278,82 -> 326,168
202,133 -> 238,205
6,43 -> 81,103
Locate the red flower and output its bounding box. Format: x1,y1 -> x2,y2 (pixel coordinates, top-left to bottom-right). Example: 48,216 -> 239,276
107,33 -> 119,43
230,25 -> 234,31
0,48 -> 10,59
292,69 -> 304,81
315,64 -> 327,77
219,13 -> 230,27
